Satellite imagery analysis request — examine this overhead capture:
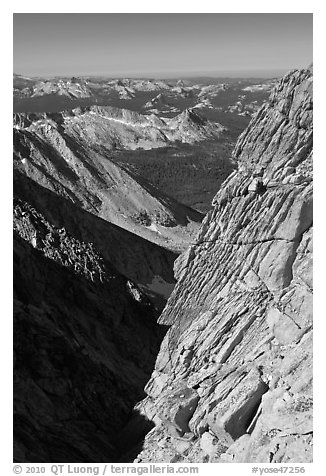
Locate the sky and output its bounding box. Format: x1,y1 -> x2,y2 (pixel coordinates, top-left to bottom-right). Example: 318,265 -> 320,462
13,13 -> 313,78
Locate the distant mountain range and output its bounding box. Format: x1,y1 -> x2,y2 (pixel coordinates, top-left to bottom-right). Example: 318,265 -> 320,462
13,74 -> 276,121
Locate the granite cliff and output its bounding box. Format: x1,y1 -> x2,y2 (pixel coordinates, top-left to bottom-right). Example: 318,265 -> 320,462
134,68 -> 313,463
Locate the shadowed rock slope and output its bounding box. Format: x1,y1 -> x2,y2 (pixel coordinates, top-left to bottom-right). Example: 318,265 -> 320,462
13,171 -> 178,310
135,68 -> 313,463
13,193 -> 169,462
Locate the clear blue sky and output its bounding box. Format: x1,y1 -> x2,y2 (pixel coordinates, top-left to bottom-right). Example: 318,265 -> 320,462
13,13 -> 313,78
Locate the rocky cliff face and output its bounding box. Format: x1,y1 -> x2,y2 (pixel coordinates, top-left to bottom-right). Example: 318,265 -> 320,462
135,68 -> 313,463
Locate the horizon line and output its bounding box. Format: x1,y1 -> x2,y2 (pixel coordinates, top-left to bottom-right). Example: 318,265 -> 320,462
14,67 -> 301,80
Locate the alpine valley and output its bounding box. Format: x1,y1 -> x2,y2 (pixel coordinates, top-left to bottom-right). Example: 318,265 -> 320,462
13,67 -> 313,463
